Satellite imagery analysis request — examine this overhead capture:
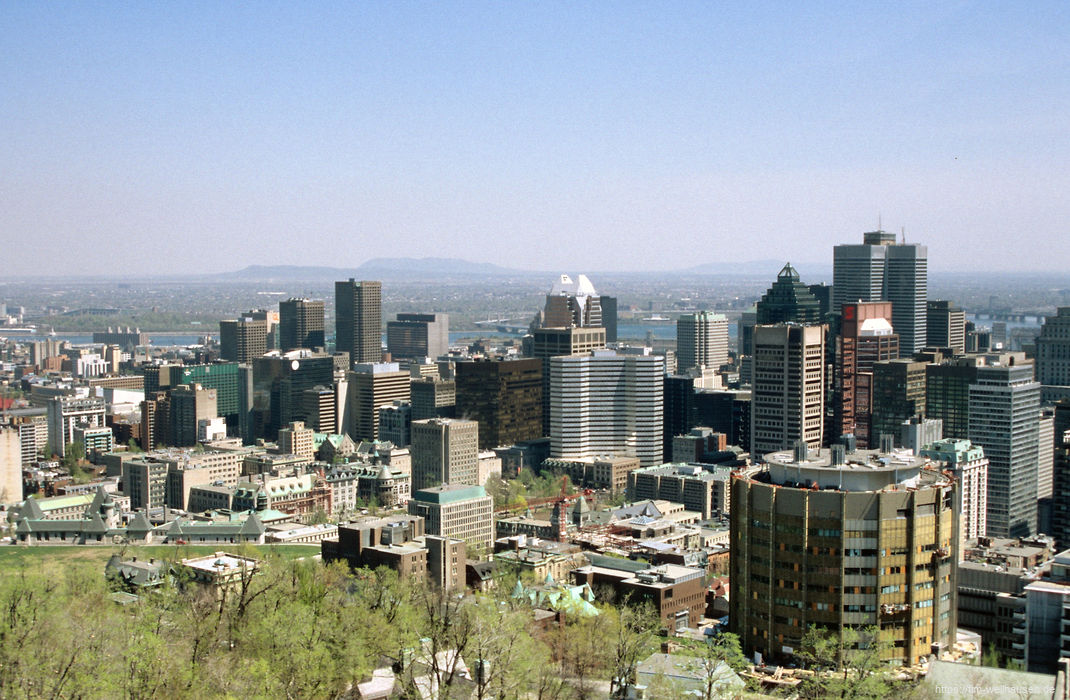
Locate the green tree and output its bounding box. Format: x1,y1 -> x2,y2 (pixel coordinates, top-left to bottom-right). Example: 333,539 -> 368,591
797,625 -> 892,700
607,603 -> 661,698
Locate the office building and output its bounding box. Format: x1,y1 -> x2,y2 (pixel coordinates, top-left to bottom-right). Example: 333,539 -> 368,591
409,377 -> 456,421
408,484 -> 494,558
969,358 -> 1041,538
410,418 -> 479,490
454,358 -> 542,449
833,230 -> 928,354
164,362 -> 252,441
253,351 -> 339,438
379,401 -> 413,447
920,439 -> 988,544
601,295 -> 618,343
278,298 -> 325,352
532,326 -> 606,435
833,301 -> 899,448
386,313 -> 449,360
47,396 -> 106,458
347,362 -> 410,441
755,263 -> 823,325
676,311 -> 729,373
549,350 -> 663,467
17,419 -> 48,466
336,279 -> 382,366
750,324 -> 826,455
1052,425 -> 1070,550
900,416 -> 943,454
627,464 -> 730,519
301,385 -> 337,434
219,317 -> 268,363
538,274 -> 603,329
926,301 -> 966,354
663,375 -> 695,458
278,420 -> 316,460
926,356 -> 980,440
1036,308 -> 1070,403
169,384 -> 218,447
731,443 -> 957,667
870,359 -> 927,446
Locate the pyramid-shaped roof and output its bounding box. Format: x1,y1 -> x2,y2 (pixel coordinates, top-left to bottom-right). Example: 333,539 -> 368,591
20,497 -> 45,521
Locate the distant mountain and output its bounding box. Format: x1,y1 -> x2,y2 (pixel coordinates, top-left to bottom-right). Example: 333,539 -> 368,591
223,258 -> 526,280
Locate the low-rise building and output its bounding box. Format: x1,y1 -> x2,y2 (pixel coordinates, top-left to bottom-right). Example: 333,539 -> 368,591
408,484 -> 494,559
626,463 -> 731,519
540,455 -> 640,492
571,555 -> 707,630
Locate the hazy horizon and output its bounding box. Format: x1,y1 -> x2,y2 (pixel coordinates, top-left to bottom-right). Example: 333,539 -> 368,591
3,3 -> 1068,275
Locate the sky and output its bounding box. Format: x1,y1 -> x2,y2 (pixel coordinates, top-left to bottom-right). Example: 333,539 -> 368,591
2,2 -> 1068,275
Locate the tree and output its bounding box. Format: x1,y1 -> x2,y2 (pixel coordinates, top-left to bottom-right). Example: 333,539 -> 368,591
797,625 -> 892,700
607,603 -> 661,698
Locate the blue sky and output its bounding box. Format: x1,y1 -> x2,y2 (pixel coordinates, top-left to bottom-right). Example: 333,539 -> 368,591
2,2 -> 1068,274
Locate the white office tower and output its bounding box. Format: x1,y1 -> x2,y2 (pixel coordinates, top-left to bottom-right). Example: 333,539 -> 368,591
549,350 -> 664,467
833,230 -> 928,354
676,311 -> 729,373
969,359 -> 1041,538
750,324 -> 826,455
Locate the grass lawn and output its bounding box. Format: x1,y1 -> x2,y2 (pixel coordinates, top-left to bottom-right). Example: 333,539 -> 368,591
0,543 -> 321,568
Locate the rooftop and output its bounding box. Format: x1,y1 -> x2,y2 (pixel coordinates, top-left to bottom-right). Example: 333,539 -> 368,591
412,484 -> 488,505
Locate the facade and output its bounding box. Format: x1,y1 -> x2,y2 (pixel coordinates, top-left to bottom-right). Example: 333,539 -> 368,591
538,274 -> 603,329
969,359 -> 1041,538
454,358 -> 542,449
926,300 -> 966,353
278,298 -> 325,352
925,357 -> 979,440
833,230 -> 928,354
541,455 -> 640,492
1036,307 -> 1070,402
378,401 -> 412,447
409,377 -> 456,421
571,555 -> 708,630
754,263 -> 823,325
278,420 -> 316,459
600,295 -> 618,343
920,439 -> 988,544
47,395 -> 106,458
549,350 -> 664,467
0,429 -> 21,504
335,279 -> 382,366
833,301 -> 899,448
870,359 -> 927,446
219,317 -> 267,363
73,424 -> 114,456
386,313 -> 449,360
676,311 -> 729,373
124,457 -> 170,510
347,362 -> 411,442
17,419 -> 48,466
750,324 -> 825,456
408,484 -> 494,558
532,325 -> 606,435
627,464 -> 731,519
410,418 -> 479,491
1052,422 -> 1070,550
169,383 -> 218,447
731,444 -> 958,667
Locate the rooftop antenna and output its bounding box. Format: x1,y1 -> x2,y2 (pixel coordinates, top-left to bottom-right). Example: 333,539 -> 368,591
878,213 -> 882,231
901,227 -> 906,244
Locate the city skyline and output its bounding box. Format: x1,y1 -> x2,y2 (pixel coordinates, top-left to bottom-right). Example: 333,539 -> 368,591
3,4 -> 1069,275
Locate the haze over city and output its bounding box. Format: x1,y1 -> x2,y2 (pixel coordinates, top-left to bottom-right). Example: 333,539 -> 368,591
3,3 -> 1069,275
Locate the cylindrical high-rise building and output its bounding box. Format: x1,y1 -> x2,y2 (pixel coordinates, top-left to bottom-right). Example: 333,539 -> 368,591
730,443 -> 958,667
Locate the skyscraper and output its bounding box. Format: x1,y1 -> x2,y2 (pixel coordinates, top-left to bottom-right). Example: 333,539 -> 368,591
969,358 -> 1041,538
926,300 -> 966,354
410,418 -> 480,490
755,263 -> 823,325
750,324 -> 826,455
335,279 -> 382,367
454,358 -> 542,449
219,317 -> 268,363
549,350 -> 664,467
676,311 -> 728,373
386,312 -> 449,360
870,358 -> 927,445
279,298 -> 325,352
531,326 -> 606,435
833,301 -> 898,447
1036,307 -> 1070,403
833,230 -> 928,354
347,362 -> 411,441
537,274 -> 603,329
